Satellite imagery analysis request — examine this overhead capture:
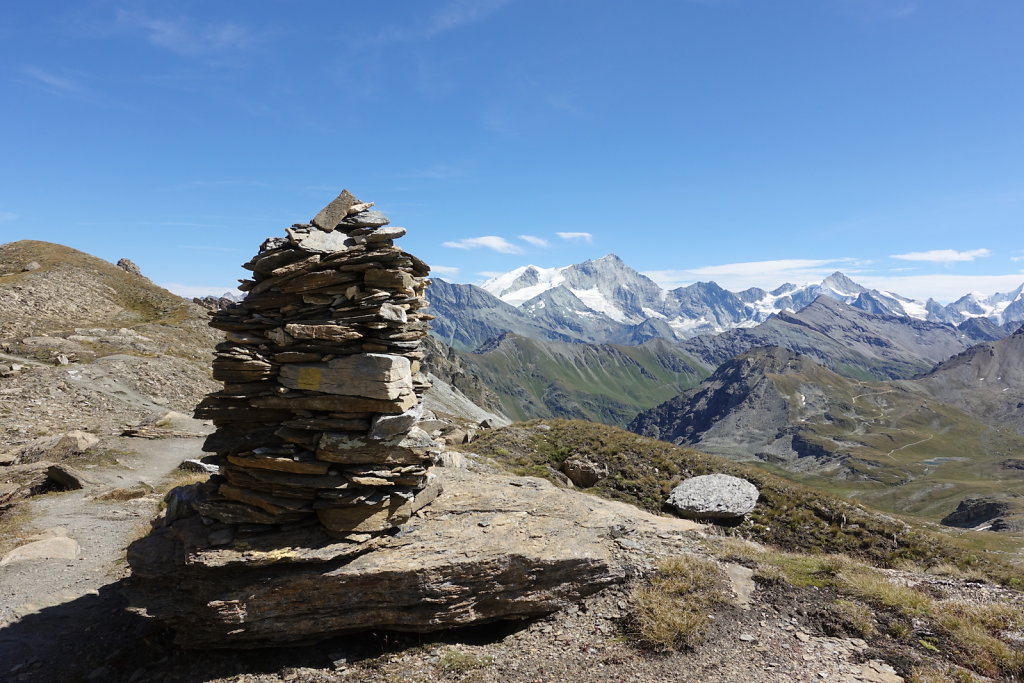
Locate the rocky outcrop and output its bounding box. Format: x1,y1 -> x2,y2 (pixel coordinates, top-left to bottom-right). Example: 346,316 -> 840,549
629,347 -> 807,452
127,468 -> 702,648
665,473 -> 759,522
940,497 -> 1024,532
0,527 -> 80,566
116,258 -> 142,276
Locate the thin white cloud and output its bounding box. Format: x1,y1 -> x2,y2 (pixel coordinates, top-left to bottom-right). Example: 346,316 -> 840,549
837,0 -> 919,21
430,265 -> 460,277
21,66 -> 84,95
116,10 -> 256,57
1012,256 -> 1024,263
0,211 -> 17,223
427,0 -> 511,36
644,258 -> 858,291
890,248 -> 990,263
161,282 -> 241,298
396,164 -> 465,180
441,236 -> 523,254
557,231 -> 593,243
519,235 -> 550,248
477,271 -> 504,278
375,0 -> 512,42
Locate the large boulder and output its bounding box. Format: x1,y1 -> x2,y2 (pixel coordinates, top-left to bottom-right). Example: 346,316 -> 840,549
126,469 -> 702,648
0,462 -> 93,508
16,431 -> 99,463
561,456 -> 608,488
665,473 -> 759,522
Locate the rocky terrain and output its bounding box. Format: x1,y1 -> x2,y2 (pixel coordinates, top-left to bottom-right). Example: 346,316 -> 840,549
4,419 -> 1023,682
917,324 -> 1024,435
0,241 -> 220,445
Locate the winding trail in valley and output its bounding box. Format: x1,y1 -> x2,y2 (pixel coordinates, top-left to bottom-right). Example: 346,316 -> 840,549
883,432 -> 935,461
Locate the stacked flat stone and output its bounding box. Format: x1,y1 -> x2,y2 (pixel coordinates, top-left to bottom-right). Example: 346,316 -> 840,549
192,189 -> 441,541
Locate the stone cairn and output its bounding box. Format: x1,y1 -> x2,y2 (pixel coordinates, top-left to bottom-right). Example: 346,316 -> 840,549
191,189 -> 442,542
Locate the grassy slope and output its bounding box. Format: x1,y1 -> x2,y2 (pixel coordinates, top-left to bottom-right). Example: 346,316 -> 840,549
765,368 -> 1024,520
0,241 -> 189,323
464,419 -> 1023,584
0,240 -> 215,361
464,336 -> 710,426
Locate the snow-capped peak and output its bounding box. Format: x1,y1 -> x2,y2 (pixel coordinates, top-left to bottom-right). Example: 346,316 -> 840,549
820,271 -> 867,298
480,264 -> 567,306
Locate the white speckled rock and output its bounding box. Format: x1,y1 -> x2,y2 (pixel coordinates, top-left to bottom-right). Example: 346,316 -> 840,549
666,473 -> 759,521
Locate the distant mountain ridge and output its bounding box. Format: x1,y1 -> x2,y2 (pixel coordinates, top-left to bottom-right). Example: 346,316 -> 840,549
679,296 -> 983,380
628,344 -> 1024,523
460,254 -> 1024,343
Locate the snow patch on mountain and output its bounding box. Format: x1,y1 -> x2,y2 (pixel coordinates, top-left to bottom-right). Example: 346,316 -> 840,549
571,287 -> 634,324
481,265 -> 567,306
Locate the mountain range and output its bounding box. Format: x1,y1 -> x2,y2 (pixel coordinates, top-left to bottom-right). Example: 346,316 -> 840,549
429,254 -> 1024,350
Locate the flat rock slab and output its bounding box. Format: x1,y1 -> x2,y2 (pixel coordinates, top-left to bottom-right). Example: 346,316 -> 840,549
1,534 -> 80,566
127,470 -> 702,648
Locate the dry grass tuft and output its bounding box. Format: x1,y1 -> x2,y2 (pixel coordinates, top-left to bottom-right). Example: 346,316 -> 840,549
837,569 -> 933,617
933,601 -> 1024,679
924,562 -> 986,582
631,555 -> 726,651
94,486 -> 152,502
0,504 -> 35,556
832,599 -> 876,638
437,648 -> 493,674
907,664 -> 982,682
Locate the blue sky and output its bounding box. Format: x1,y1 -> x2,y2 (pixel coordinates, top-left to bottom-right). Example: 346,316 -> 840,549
1,0 -> 1022,302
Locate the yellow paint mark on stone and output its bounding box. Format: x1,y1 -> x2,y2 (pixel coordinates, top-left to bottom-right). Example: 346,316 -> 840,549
295,366 -> 323,391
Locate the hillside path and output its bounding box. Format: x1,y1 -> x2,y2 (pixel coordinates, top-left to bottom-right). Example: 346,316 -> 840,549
884,432 -> 934,461
0,350 -> 49,368
0,420 -> 210,679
